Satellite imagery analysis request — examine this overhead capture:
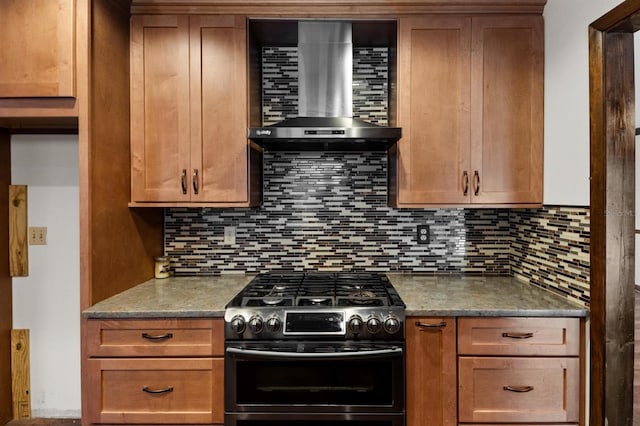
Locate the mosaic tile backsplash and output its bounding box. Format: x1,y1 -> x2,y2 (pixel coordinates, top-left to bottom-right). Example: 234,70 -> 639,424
166,151 -> 511,275
510,207 -> 590,306
164,151 -> 591,307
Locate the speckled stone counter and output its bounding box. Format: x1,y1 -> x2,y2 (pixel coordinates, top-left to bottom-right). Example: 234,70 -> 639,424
83,273 -> 587,319
82,275 -> 254,318
388,274 -> 588,317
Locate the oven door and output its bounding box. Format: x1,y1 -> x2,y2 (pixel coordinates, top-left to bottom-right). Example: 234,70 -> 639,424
225,341 -> 404,413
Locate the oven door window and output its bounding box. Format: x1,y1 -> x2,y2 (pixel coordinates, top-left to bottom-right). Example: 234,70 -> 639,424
236,358 -> 394,406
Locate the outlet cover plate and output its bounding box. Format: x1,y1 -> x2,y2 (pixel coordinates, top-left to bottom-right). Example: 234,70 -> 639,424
417,224 -> 429,245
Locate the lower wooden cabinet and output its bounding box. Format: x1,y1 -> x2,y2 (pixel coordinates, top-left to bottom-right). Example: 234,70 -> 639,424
407,316 -> 584,426
86,358 -> 223,424
85,318 -> 224,425
405,317 -> 457,426
457,317 -> 583,426
458,356 -> 580,423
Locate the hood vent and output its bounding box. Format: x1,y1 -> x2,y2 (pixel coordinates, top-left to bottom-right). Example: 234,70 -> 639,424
248,20 -> 401,151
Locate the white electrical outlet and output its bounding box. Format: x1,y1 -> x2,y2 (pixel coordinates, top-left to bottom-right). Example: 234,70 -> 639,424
224,226 -> 236,245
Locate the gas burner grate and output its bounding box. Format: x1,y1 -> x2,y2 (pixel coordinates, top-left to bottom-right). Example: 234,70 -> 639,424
231,272 -> 403,308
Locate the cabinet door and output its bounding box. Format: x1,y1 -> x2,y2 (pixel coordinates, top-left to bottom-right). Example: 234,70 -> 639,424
0,0 -> 75,97
86,357 -> 224,424
459,356 -> 579,423
406,317 -> 457,426
470,16 -> 543,204
130,15 -> 191,202
395,17 -> 471,206
190,16 -> 249,203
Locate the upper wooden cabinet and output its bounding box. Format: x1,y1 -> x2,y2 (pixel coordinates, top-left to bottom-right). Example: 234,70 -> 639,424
0,0 -> 75,98
130,15 -> 261,206
390,15 -> 543,207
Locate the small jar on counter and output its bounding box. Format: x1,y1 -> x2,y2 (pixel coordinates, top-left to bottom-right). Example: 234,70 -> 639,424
154,256 -> 171,279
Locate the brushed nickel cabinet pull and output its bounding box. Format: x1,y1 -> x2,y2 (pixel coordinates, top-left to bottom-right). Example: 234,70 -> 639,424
415,321 -> 447,329
503,385 -> 534,393
463,171 -> 469,196
142,332 -> 173,341
502,332 -> 534,339
193,169 -> 199,195
473,170 -> 480,196
181,169 -> 187,194
142,386 -> 174,394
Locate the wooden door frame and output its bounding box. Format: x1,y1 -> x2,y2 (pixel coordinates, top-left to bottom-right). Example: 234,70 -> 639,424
589,2 -> 640,425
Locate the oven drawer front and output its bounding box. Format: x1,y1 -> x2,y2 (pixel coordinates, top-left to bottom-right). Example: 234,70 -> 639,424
86,358 -> 223,424
86,318 -> 224,357
225,342 -> 404,413
458,356 -> 580,423
457,317 -> 580,356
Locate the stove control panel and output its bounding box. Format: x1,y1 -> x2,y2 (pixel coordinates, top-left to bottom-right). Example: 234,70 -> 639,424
225,308 -> 404,340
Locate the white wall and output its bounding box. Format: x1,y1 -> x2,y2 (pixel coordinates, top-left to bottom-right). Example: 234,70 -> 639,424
11,134 -> 81,418
543,0 -> 623,206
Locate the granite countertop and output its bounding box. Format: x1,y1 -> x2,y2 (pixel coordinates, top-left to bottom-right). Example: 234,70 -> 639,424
83,274 -> 588,319
388,274 -> 588,317
83,275 -> 254,318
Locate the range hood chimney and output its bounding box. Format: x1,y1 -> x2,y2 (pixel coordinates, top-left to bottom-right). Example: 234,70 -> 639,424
248,20 -> 402,151
298,21 -> 353,119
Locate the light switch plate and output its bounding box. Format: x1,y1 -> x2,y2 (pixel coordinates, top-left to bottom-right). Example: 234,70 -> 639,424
28,227 -> 47,245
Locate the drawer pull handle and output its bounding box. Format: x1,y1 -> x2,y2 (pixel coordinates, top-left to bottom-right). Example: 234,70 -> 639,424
141,332 -> 174,341
415,321 -> 447,329
503,385 -> 534,393
142,386 -> 174,394
502,332 -> 534,339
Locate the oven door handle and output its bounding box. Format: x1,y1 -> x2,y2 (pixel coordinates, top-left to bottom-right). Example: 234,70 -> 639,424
226,346 -> 403,359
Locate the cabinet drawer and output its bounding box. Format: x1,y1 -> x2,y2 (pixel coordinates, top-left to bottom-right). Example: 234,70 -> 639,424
86,358 -> 223,424
86,318 -> 223,357
458,357 -> 579,423
458,317 -> 580,356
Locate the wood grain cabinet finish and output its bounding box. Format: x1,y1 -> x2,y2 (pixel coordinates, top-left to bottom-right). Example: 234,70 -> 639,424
391,15 -> 543,207
458,356 -> 580,423
85,318 -> 224,357
457,317 -> 582,425
130,15 -> 258,205
0,0 -> 75,97
457,317 -> 580,356
85,318 -> 225,425
406,317 -> 457,426
86,357 -> 223,424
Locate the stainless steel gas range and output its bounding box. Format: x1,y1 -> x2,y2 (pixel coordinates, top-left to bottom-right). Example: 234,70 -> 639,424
224,272 -> 406,426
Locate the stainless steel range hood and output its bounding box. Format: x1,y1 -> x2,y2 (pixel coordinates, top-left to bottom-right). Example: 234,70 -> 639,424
248,20 -> 401,150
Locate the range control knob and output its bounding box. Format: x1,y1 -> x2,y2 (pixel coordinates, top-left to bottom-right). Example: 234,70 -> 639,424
384,316 -> 401,334
248,315 -> 264,334
230,315 -> 246,334
265,316 -> 281,332
367,316 -> 382,334
348,315 -> 364,334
